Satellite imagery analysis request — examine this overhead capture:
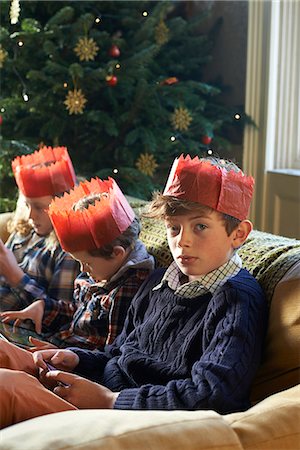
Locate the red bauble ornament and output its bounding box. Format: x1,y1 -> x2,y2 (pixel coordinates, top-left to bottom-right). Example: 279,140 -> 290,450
201,135 -> 212,145
106,75 -> 118,86
0,115 -> 2,126
108,45 -> 120,58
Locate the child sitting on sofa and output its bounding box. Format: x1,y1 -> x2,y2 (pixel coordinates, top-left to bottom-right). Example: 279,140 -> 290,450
0,146 -> 80,313
0,177 -> 154,350
0,155 -> 268,428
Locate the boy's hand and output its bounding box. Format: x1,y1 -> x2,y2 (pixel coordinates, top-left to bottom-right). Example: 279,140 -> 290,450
0,299 -> 45,334
46,371 -> 119,409
33,348 -> 80,372
0,238 -> 25,286
28,336 -> 58,352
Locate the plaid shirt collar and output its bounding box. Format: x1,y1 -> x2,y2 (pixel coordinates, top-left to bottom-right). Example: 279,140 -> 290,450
153,252 -> 242,298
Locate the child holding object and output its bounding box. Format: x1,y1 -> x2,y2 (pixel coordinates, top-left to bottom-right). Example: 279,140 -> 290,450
0,146 -> 80,313
0,155 -> 267,428
0,177 -> 154,349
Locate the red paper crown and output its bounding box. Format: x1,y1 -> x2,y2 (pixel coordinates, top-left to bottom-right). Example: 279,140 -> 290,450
12,146 -> 76,198
163,154 -> 254,220
48,177 -> 135,252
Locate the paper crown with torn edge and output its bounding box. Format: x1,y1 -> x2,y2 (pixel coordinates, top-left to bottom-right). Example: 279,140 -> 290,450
163,154 -> 254,220
12,146 -> 76,198
48,177 -> 135,253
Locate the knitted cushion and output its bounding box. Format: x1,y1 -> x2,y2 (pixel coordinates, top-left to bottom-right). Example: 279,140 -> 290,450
140,217 -> 173,268
238,230 -> 300,305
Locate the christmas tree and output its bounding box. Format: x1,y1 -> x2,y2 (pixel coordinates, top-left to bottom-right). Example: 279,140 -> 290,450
0,0 -> 248,205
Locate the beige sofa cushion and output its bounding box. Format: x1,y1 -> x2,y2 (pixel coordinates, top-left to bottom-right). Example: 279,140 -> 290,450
2,386 -> 299,450
1,410 -> 242,450
225,384 -> 300,450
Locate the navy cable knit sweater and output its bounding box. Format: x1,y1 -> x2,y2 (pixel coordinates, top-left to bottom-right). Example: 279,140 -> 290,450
70,268 -> 268,414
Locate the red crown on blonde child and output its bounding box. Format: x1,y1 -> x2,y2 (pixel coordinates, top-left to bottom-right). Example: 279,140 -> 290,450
48,177 -> 135,252
163,154 -> 254,220
12,146 -> 76,198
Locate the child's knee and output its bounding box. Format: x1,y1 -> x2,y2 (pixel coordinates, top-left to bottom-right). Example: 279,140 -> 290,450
0,368 -> 39,398
0,340 -> 36,375
0,368 -> 25,407
0,369 -> 40,429
0,368 -> 30,386
0,339 -> 12,353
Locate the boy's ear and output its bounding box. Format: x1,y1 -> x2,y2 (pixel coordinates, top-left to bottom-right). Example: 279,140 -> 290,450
232,220 -> 253,248
112,245 -> 126,259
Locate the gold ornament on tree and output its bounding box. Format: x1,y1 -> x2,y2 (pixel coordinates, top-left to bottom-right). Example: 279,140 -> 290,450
10,0 -> 20,24
136,153 -> 158,177
0,45 -> 8,68
171,106 -> 192,131
155,19 -> 170,45
64,88 -> 87,115
74,37 -> 99,62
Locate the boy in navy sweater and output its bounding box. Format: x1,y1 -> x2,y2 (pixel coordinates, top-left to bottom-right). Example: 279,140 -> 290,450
0,155 -> 268,428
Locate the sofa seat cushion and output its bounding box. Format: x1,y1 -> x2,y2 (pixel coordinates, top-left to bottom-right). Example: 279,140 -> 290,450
2,386 -> 299,450
1,409 -> 242,450
225,384 -> 300,450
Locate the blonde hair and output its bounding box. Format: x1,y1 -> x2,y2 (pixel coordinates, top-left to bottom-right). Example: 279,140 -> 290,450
7,195 -> 31,236
7,194 -> 60,252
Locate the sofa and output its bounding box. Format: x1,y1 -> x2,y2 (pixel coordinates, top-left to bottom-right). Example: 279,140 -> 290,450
0,203 -> 300,450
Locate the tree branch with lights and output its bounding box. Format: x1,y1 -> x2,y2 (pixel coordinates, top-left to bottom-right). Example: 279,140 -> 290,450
0,1 -> 252,201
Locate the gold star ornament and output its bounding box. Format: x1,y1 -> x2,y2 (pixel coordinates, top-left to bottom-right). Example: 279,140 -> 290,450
155,19 -> 170,46
136,153 -> 158,177
64,89 -> 87,115
171,106 -> 192,131
74,37 -> 99,62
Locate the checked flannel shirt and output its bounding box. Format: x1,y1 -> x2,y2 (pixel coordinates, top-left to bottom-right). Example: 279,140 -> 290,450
0,231 -> 80,312
42,240 -> 154,349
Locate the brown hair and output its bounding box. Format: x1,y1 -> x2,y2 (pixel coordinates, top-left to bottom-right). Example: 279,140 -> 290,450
88,217 -> 141,259
72,192 -> 108,211
144,192 -> 240,236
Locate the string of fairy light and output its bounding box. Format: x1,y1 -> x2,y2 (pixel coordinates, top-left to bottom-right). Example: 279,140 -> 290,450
3,0 -> 243,177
